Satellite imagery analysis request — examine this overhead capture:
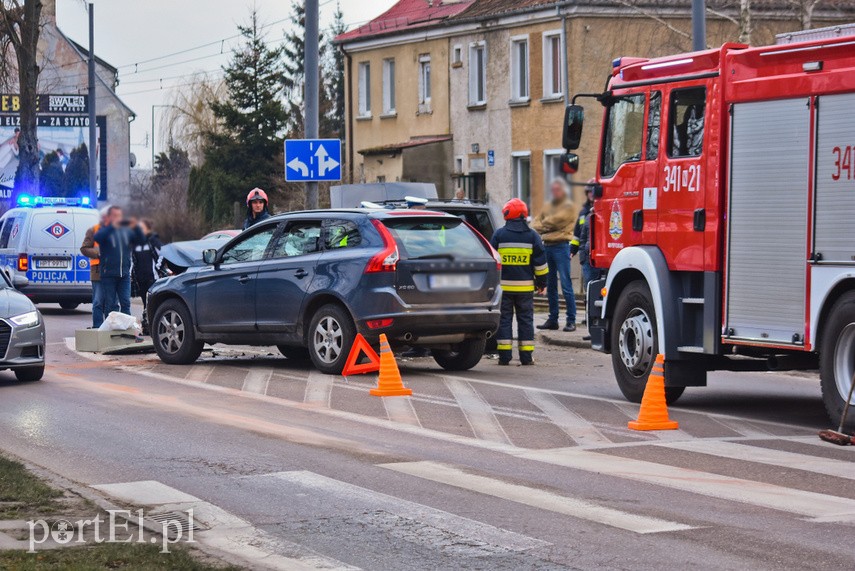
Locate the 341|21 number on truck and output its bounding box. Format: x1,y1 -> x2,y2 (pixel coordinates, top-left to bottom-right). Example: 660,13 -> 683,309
562,32 -> 855,429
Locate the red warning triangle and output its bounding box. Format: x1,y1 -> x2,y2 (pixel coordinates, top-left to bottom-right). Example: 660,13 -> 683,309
342,334 -> 381,376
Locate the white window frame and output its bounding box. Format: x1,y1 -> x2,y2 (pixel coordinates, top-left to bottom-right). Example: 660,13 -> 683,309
358,61 -> 372,117
543,149 -> 565,194
468,41 -> 487,106
512,151 -> 532,207
542,30 -> 564,99
510,35 -> 529,102
418,54 -> 431,110
452,44 -> 463,66
382,58 -> 396,115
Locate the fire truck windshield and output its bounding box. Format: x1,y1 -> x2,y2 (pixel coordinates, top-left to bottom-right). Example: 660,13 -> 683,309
601,94 -> 645,177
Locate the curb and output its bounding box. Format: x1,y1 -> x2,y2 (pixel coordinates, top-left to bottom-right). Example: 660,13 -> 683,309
537,331 -> 592,350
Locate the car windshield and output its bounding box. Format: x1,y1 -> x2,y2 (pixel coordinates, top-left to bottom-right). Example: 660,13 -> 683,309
382,218 -> 489,260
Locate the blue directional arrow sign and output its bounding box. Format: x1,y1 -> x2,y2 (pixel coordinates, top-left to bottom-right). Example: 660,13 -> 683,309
284,139 -> 342,182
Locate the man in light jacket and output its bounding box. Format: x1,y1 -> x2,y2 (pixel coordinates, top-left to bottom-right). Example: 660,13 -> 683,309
80,207 -> 110,328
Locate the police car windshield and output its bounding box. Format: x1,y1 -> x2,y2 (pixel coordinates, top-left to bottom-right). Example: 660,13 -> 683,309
382,218 -> 490,260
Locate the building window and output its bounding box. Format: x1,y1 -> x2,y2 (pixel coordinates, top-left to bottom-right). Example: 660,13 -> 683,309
543,150 -> 564,193
452,44 -> 463,66
358,62 -> 371,117
418,54 -> 431,110
542,31 -> 563,99
510,36 -> 529,102
512,153 -> 532,207
469,42 -> 487,106
381,59 -> 395,115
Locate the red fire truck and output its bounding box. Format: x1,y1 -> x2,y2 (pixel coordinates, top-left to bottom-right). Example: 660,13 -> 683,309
562,32 -> 855,427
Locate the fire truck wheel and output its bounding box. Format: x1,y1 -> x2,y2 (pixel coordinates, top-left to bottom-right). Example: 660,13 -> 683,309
819,292 -> 855,432
611,280 -> 685,404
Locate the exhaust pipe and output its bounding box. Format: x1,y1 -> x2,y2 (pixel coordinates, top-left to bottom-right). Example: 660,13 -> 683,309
403,332 -> 414,342
485,330 -> 494,339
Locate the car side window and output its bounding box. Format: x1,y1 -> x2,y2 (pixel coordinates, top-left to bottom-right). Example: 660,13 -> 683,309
324,220 -> 361,250
220,225 -> 278,265
270,222 -> 322,258
669,87 -> 705,158
0,217 -> 15,249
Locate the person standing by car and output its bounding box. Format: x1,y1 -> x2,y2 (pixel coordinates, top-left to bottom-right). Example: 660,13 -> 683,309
571,179 -> 600,295
491,198 -> 548,366
131,219 -> 163,335
243,188 -> 271,230
94,206 -> 145,318
80,206 -> 110,328
532,178 -> 579,332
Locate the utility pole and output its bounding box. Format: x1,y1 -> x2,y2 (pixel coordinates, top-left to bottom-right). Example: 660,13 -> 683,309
305,0 -> 319,209
691,0 -> 706,51
87,3 -> 97,205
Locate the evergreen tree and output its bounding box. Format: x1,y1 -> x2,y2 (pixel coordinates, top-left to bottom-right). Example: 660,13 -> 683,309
324,2 -> 346,143
189,10 -> 288,224
39,152 -> 64,197
63,144 -> 90,198
152,145 -> 191,190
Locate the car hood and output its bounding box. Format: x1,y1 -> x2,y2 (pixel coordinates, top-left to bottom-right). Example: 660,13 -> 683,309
160,238 -> 228,272
0,287 -> 36,318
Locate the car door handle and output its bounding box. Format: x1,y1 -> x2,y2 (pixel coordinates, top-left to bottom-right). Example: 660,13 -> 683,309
238,275 -> 251,284
294,269 -> 309,279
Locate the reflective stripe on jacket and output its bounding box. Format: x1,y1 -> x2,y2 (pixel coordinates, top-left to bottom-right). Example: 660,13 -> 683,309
490,218 -> 548,293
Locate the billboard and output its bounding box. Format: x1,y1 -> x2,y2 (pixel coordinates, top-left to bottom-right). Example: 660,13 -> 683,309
0,94 -> 107,206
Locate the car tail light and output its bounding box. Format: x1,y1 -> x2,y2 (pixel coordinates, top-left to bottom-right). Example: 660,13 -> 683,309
465,222 -> 501,270
17,254 -> 28,272
366,318 -> 393,329
366,219 -> 399,273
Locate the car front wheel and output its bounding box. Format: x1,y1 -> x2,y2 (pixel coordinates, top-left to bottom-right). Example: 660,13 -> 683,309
152,299 -> 203,365
432,337 -> 487,371
307,304 -> 355,375
59,302 -> 79,310
15,365 -> 44,382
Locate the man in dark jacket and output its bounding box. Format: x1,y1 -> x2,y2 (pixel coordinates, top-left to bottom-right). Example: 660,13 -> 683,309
491,198 -> 548,366
132,219 -> 163,334
570,179 -> 601,294
243,188 -> 271,230
93,206 -> 146,318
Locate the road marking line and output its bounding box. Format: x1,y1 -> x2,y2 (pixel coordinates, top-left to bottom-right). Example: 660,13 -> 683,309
444,378 -> 511,444
524,390 -> 610,446
186,365 -> 214,383
708,417 -> 773,438
516,448 -> 855,522
379,461 -> 695,534
304,370 -> 334,407
658,440 -> 855,481
241,370 -> 271,395
254,471 -> 547,553
382,397 -> 421,427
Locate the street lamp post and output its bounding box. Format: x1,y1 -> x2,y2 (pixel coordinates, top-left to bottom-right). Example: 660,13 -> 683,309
150,104 -> 177,170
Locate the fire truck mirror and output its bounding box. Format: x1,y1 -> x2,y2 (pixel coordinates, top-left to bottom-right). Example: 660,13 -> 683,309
563,105 -> 584,150
561,153 -> 579,175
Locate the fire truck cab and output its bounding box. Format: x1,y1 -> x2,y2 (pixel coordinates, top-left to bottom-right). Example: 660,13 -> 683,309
565,33 -> 855,428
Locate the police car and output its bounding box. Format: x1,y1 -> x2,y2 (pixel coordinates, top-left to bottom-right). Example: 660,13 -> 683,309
0,196 -> 99,309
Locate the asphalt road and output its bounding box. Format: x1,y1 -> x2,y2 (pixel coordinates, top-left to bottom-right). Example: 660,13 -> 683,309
0,303 -> 852,570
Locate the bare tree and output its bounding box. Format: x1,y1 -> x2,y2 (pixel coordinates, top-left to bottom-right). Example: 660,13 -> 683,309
0,0 -> 42,197
161,74 -> 227,165
788,0 -> 820,30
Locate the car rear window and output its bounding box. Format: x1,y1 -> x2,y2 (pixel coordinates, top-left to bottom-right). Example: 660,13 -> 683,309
382,218 -> 490,260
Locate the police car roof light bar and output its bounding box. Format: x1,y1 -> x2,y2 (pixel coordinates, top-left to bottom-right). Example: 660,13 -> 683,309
17,195 -> 93,208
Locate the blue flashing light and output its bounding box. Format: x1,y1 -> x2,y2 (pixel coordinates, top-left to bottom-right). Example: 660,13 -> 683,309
17,194 -> 32,206
15,195 -> 93,208
81,196 -> 91,206
612,57 -> 622,69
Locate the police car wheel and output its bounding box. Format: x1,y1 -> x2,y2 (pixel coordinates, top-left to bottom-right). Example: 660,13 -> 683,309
59,302 -> 79,311
14,365 -> 44,382
819,291 -> 855,433
432,337 -> 487,371
308,304 -> 355,375
611,281 -> 684,405
153,299 -> 203,365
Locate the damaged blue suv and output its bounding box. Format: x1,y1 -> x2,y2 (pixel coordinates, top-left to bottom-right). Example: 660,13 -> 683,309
147,209 -> 501,374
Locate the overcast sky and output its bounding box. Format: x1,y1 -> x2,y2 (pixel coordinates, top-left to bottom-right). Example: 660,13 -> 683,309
55,0 -> 396,168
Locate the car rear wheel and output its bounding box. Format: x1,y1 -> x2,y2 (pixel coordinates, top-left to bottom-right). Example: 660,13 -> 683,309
15,365 -> 44,382
152,299 -> 203,365
278,345 -> 311,362
59,302 -> 79,310
308,304 -> 355,375
432,337 -> 487,371
819,292 -> 855,432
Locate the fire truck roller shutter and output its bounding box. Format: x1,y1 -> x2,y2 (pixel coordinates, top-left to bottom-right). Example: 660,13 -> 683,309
725,98 -> 810,346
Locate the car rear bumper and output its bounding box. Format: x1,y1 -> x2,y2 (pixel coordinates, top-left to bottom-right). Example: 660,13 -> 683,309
357,307 -> 500,344
19,285 -> 92,305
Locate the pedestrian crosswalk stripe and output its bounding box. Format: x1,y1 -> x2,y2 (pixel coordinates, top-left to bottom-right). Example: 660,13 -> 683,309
379,461 -> 696,534
444,378 -> 511,444
185,364 -> 214,383
382,396 -> 421,427
524,390 -> 610,446
254,471 -> 548,553
708,417 -> 773,438
304,370 -> 334,407
658,440 -> 855,481
241,370 -> 271,395
517,448 -> 855,522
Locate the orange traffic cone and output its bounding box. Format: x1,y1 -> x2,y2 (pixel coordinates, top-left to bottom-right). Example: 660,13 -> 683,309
628,354 -> 679,431
369,334 -> 413,397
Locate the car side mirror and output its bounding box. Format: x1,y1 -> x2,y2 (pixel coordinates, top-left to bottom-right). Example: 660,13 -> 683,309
562,104 -> 584,150
12,274 -> 28,289
202,249 -> 218,266
561,153 -> 579,175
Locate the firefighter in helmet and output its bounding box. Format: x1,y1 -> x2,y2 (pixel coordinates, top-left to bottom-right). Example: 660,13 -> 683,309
243,188 -> 271,230
571,178 -> 601,294
490,198 -> 549,366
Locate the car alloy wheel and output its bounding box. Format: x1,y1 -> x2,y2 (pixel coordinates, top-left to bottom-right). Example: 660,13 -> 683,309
313,315 -> 343,364
157,309 -> 186,354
